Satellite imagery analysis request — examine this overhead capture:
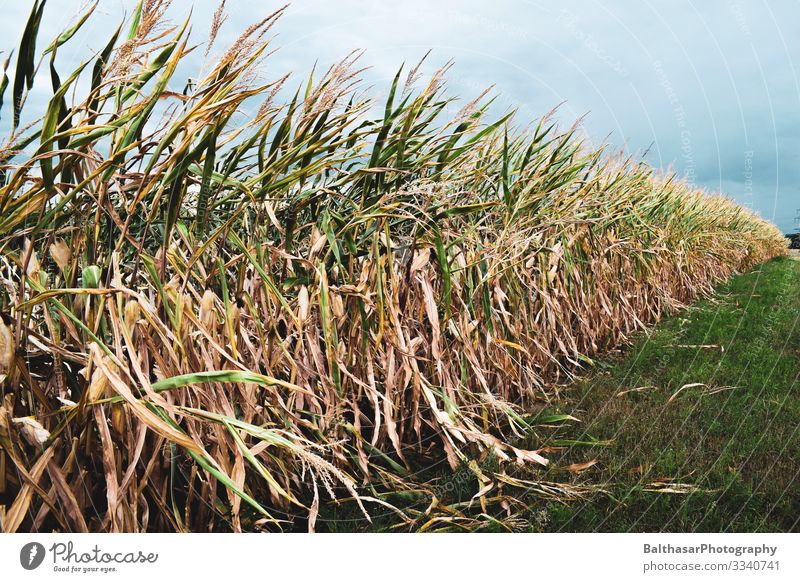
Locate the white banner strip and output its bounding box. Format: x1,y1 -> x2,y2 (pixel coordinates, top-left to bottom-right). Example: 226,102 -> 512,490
1,533 -> 797,581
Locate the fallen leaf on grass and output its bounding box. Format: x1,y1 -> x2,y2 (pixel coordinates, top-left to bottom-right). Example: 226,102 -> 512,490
616,385 -> 657,397
668,382 -> 706,403
535,413 -> 581,425
671,344 -> 724,352
562,459 -> 599,473
703,385 -> 738,396
644,481 -> 714,494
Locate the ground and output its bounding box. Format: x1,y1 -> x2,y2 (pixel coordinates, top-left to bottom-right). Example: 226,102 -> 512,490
320,256 -> 800,532
540,255 -> 800,532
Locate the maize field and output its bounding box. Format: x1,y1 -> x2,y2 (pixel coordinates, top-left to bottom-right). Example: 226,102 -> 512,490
0,2 -> 787,532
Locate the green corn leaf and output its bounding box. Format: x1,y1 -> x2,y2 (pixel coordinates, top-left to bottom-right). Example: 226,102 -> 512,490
12,0 -> 47,130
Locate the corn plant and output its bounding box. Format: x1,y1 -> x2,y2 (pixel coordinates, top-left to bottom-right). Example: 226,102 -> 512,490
0,1 -> 786,532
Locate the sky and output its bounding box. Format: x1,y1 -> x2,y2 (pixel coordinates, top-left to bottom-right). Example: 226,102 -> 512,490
1,0 -> 798,232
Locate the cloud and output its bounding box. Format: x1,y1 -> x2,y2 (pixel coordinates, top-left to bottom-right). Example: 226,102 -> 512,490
1,0 -> 797,232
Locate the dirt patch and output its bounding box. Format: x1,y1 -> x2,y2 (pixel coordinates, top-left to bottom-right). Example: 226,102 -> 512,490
789,249 -> 800,260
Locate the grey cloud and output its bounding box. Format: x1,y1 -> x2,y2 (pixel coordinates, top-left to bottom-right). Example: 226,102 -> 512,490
0,0 -> 797,232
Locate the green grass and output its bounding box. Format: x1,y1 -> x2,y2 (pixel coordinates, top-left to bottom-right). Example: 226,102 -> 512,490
540,256 -> 800,532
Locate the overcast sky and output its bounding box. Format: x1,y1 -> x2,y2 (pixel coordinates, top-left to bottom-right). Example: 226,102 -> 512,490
2,0 -> 798,232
